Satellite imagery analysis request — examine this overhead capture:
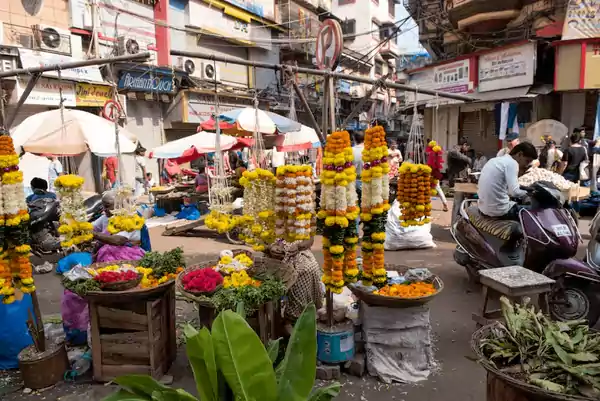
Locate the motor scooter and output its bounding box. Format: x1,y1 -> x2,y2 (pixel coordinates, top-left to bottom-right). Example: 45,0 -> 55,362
451,181 -> 600,325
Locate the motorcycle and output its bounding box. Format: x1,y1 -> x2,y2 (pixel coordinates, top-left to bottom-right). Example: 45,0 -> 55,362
451,181 -> 600,325
28,194 -> 104,258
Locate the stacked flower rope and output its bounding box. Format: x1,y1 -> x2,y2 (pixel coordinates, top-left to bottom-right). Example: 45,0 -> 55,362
274,165 -> 316,242
319,131 -> 359,294
0,132 -> 34,304
360,126 -> 391,287
56,175 -> 94,250
397,162 -> 432,227
238,168 -> 276,252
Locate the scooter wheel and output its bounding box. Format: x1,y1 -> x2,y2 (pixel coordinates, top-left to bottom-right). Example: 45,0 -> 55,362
550,281 -> 600,326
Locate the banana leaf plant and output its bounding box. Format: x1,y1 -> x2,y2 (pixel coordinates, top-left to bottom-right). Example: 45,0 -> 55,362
102,304 -> 341,401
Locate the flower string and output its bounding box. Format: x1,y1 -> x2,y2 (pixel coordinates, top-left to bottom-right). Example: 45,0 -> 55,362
56,175 -> 94,250
275,165 -> 316,242
398,163 -> 432,227
238,168 -> 276,252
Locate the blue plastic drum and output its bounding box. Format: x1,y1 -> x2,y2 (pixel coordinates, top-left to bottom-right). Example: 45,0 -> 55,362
317,321 -> 355,364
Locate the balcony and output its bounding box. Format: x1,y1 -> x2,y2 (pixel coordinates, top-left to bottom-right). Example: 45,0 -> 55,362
447,0 -> 521,32
380,40 -> 400,59
278,0 -> 320,58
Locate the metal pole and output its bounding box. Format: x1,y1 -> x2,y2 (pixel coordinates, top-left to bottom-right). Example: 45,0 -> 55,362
285,68 -> 324,144
113,85 -> 123,186
0,52 -> 151,79
5,73 -> 42,129
171,50 -> 476,102
329,75 -> 335,132
322,76 -> 329,137
0,80 -> 5,128
341,74 -> 390,129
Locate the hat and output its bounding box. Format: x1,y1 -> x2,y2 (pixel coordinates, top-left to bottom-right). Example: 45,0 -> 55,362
505,132 -> 519,142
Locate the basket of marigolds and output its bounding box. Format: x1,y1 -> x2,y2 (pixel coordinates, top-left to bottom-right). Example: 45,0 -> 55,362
348,266 -> 443,308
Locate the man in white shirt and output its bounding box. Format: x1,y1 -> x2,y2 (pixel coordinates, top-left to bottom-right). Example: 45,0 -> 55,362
477,142 -> 538,220
47,156 -> 63,193
497,132 -> 520,158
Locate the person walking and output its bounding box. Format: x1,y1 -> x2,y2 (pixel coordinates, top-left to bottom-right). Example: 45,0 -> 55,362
446,140 -> 471,187
47,155 -> 63,193
134,147 -> 148,198
103,156 -> 118,189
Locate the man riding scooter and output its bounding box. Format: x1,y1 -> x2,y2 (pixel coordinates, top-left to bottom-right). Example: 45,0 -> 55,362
452,143 -> 600,325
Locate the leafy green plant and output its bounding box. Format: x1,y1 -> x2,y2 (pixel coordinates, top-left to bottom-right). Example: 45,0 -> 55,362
102,304 -> 340,401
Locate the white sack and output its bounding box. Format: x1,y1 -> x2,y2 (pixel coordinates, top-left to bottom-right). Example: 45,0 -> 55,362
384,200 -> 435,250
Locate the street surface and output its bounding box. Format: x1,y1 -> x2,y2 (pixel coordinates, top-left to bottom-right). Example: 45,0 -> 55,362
4,202 -> 593,401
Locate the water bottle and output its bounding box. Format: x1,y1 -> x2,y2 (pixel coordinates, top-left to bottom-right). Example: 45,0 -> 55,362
71,349 -> 92,376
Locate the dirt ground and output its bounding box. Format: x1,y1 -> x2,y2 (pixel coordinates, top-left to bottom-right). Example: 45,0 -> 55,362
3,202 -> 586,401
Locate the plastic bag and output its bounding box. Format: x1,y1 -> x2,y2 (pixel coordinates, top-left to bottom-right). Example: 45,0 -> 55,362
154,206 -> 166,217
56,252 -> 93,274
176,205 -> 200,221
405,268 -> 434,283
0,294 -> 33,369
384,200 -> 435,250
61,290 -> 89,346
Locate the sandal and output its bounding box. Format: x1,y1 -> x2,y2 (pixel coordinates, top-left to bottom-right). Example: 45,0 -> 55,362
443,204 -> 449,212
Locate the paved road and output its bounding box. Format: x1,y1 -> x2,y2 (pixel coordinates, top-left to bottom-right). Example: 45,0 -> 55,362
7,203 -> 591,401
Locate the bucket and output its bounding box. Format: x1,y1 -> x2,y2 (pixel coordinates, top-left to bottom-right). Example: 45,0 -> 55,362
18,342 -> 69,389
317,321 -> 355,364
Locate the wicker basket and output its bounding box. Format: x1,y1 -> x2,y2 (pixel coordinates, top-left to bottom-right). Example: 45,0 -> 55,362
150,186 -> 174,195
471,323 -> 592,401
100,274 -> 142,291
348,264 -> 444,308
83,260 -> 176,302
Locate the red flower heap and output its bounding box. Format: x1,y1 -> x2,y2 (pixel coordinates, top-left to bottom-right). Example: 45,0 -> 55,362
95,270 -> 139,284
182,268 -> 223,293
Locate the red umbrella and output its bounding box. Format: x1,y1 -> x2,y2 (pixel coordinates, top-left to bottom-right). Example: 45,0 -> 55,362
198,118 -> 237,132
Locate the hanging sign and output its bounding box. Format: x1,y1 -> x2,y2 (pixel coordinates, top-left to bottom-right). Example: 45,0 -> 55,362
478,42 -> 536,92
562,0 -> 600,40
117,71 -> 175,93
102,100 -> 123,122
76,83 -> 112,107
315,19 -> 343,70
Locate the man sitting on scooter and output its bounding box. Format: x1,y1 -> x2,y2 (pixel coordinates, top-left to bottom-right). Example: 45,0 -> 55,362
26,178 -> 57,203
477,142 -> 538,221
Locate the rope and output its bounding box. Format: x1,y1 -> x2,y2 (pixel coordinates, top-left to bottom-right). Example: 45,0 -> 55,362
406,85 -> 425,165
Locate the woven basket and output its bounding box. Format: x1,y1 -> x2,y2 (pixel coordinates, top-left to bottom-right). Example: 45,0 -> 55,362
177,252 -> 294,305
83,260 -> 175,302
150,186 -> 174,195
100,274 -> 142,291
471,323 -> 592,401
348,264 -> 444,308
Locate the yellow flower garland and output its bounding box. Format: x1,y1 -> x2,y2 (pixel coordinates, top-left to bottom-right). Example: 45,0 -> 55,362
275,165 -> 316,242
107,214 -> 145,234
239,168 -> 276,252
398,163 -> 432,227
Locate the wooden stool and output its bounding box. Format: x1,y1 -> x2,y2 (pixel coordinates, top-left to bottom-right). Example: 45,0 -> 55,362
473,266 -> 555,328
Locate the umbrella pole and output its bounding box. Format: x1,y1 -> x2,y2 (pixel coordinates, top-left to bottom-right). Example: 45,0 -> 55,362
112,85 -> 123,187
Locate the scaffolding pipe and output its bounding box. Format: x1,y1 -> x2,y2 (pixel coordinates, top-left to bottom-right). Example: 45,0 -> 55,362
5,73 -> 41,129
171,50 -> 477,102
0,52 -> 152,79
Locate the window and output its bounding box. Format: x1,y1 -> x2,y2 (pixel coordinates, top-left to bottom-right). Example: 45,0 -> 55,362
372,21 -> 380,39
388,0 -> 395,18
341,19 -> 357,36
375,61 -> 383,76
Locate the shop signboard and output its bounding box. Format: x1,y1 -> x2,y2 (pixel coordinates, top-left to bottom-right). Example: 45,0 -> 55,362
15,77 -> 76,107
222,0 -> 276,21
188,0 -> 252,42
118,71 -> 175,93
478,42 -> 536,92
76,83 -> 112,107
406,58 -> 475,104
186,93 -> 255,124
562,0 -> 600,40
18,48 -> 104,83
337,80 -> 352,94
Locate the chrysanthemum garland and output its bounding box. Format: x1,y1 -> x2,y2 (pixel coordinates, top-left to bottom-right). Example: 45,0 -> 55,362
56,175 -> 94,249
0,133 -> 34,304
318,131 -> 359,294
397,163 -> 432,227
361,126 -> 390,287
239,168 -> 276,252
108,186 -> 145,237
275,165 -> 316,242
205,210 -> 239,234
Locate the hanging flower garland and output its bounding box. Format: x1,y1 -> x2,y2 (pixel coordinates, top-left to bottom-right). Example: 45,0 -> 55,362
361,126 -> 390,287
238,168 -> 276,252
274,165 -> 316,242
205,210 -> 239,234
426,140 -> 444,196
0,133 -> 34,304
318,131 -> 359,294
56,175 -> 94,250
108,186 -> 145,237
397,162 -> 432,227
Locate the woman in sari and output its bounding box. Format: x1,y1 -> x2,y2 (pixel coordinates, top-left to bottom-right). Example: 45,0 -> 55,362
92,191 -> 151,262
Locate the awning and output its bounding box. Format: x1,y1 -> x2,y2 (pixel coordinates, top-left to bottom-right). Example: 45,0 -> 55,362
468,84 -> 552,103
18,48 -> 104,83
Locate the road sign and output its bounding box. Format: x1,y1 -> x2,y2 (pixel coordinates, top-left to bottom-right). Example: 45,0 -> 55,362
315,19 -> 343,71
102,99 -> 123,122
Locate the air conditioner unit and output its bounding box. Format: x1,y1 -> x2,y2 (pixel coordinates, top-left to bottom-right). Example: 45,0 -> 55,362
177,57 -> 201,78
33,25 -> 72,55
117,36 -> 142,56
201,62 -> 220,82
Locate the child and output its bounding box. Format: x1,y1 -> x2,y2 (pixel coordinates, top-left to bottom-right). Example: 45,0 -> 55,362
146,172 -> 155,202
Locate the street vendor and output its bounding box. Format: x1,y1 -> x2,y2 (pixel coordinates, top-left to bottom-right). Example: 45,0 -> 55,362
92,191 -> 151,262
267,238 -> 323,333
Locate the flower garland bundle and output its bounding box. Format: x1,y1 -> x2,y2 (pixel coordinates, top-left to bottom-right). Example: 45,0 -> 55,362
360,126 -> 390,287
239,168 -> 276,252
318,131 -> 359,294
274,165 -> 316,242
426,140 -> 444,194
205,210 -> 239,234
397,163 -> 433,227
0,133 -> 34,304
56,175 -> 94,250
107,186 -> 145,238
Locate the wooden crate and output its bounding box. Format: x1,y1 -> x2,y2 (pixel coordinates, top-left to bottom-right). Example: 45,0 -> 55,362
89,287 -> 177,382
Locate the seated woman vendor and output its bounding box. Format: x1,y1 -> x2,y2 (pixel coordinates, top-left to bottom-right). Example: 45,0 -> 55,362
267,237 -> 323,331
92,191 -> 151,262
195,165 -> 209,193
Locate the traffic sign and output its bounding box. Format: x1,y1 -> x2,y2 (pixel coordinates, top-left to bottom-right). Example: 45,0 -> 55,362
102,99 -> 123,122
315,19 -> 343,71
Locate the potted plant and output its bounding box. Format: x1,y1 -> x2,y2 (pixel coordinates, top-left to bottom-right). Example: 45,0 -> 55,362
102,304 -> 340,401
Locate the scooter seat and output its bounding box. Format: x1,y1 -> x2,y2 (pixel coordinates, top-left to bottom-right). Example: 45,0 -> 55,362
466,206 -> 522,241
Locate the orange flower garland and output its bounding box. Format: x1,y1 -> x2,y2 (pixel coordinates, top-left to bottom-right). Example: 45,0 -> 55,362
0,131 -> 34,304
397,162 -> 432,227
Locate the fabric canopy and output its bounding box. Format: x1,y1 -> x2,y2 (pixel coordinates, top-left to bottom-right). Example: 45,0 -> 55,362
275,125 -> 321,152
149,132 -> 250,163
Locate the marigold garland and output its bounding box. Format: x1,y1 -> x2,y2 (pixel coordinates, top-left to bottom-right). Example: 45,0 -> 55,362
0,133 -> 34,304
397,162 -> 432,227
205,210 -> 239,234
426,140 -> 444,196
318,131 -> 359,294
239,168 -> 276,252
361,126 -> 390,286
56,175 -> 94,250
275,165 -> 316,242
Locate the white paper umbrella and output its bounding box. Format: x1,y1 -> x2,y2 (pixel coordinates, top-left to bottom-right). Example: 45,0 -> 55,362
275,125 -> 321,152
11,109 -> 138,156
219,108 -> 278,134
148,131 -> 238,159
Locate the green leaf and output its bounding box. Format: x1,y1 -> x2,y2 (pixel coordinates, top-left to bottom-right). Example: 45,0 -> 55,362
529,378 -> 566,393
267,338 -> 281,364
570,352 -> 599,362
307,383 -> 341,401
236,302 -> 246,319
184,325 -> 219,401
150,389 -> 197,401
102,389 -> 150,401
113,375 -> 168,398
277,304 -> 318,401
212,310 -> 277,401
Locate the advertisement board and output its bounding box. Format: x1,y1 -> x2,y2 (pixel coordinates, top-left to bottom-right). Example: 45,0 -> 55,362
478,42 -> 536,92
